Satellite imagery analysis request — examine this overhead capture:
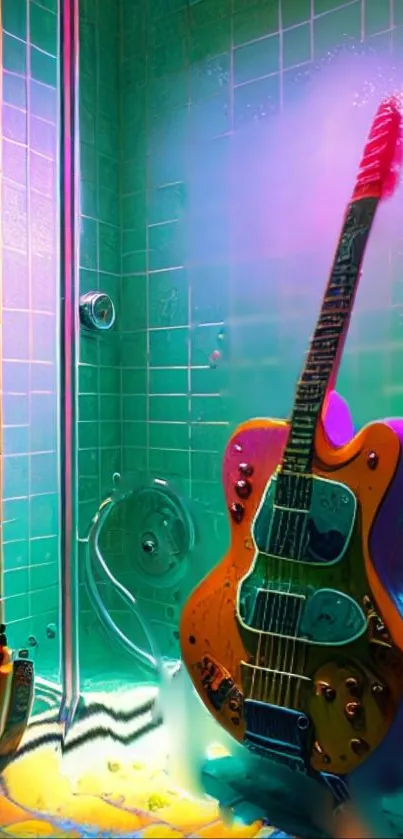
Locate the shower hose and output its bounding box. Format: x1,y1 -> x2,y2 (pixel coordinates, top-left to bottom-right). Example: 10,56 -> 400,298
82,478 -> 195,679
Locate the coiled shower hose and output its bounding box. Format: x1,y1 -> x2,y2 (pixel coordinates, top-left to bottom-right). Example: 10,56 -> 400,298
83,480 -> 195,675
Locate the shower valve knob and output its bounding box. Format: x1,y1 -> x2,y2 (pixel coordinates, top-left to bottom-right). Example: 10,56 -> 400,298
79,291 -> 116,331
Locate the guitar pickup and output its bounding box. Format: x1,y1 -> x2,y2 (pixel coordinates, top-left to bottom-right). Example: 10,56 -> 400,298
244,699 -> 312,770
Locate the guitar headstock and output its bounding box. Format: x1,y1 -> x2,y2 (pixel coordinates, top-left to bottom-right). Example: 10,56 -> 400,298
353,95 -> 403,202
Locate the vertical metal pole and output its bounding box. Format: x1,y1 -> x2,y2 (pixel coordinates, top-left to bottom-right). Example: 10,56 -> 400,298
59,0 -> 80,732
0,0 -> 4,627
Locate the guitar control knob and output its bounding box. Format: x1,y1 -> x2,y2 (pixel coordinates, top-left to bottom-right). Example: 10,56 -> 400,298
345,701 -> 363,720
350,737 -> 369,756
323,686 -> 336,701
314,740 -> 331,764
238,462 -> 254,477
371,682 -> 387,697
367,451 -> 379,470
345,677 -> 362,697
230,502 -> 244,524
235,479 -> 252,499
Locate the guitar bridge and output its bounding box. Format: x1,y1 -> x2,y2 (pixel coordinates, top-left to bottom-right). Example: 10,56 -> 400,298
244,699 -> 312,772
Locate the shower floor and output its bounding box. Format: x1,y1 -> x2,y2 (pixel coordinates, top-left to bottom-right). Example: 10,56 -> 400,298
0,684 -> 274,839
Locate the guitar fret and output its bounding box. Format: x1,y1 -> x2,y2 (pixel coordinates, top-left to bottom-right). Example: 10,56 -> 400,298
316,315 -> 344,329
242,661 -> 311,682
282,461 -> 311,473
290,429 -> 315,440
307,354 -> 335,367
327,284 -> 350,296
310,337 -> 338,351
305,359 -> 332,370
291,436 -> 316,447
287,430 -> 313,439
305,355 -> 334,365
242,634 -> 310,706
296,384 -> 322,396
323,297 -> 350,308
296,383 -> 322,397
282,457 -> 309,469
290,414 -> 316,427
285,449 -> 312,460
293,406 -> 320,417
292,408 -> 317,418
275,504 -> 310,513
277,198 -> 376,509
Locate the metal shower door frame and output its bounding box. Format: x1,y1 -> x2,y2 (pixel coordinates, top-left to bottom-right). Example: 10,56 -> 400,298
58,0 -> 80,731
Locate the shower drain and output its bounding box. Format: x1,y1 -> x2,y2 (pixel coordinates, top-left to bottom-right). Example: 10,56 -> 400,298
127,484 -> 195,588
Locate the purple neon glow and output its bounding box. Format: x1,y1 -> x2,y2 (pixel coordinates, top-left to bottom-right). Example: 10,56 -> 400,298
205,48 -> 403,430
229,51 -> 403,269
323,391 -> 354,447
370,418 -> 403,613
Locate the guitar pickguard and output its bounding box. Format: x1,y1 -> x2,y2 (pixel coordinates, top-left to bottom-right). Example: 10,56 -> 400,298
238,577 -> 367,645
253,473 -> 357,565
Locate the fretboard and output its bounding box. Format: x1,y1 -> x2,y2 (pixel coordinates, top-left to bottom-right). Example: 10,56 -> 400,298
280,196 -> 378,482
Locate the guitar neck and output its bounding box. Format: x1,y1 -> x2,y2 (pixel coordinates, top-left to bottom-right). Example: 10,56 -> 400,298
281,195 -> 378,478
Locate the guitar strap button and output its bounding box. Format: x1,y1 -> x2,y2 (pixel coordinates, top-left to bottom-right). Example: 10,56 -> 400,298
235,479 -> 252,499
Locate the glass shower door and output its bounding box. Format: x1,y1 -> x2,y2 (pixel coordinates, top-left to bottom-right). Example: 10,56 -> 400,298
1,0 -> 63,712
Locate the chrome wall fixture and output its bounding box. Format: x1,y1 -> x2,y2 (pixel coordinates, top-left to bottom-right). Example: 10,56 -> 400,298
79,291 -> 116,332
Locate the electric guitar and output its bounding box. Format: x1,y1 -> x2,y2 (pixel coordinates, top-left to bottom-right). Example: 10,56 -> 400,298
180,97 -> 403,798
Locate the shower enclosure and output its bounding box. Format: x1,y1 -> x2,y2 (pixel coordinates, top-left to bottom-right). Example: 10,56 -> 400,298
2,0 -> 403,728
1,0 -> 65,713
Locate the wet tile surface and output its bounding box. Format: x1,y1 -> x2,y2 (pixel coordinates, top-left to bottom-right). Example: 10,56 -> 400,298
0,738 -> 268,839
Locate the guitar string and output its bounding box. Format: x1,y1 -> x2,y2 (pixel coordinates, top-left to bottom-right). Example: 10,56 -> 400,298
280,286 -> 353,705
257,448 -> 318,704
250,548 -> 269,700
248,106 -> 390,709
255,474 -> 296,702
249,204 -> 374,709
278,467 -> 310,707
283,262 -> 357,704
272,413 -> 313,706
279,353 -> 333,705
254,545 -> 276,701
256,279 -> 349,708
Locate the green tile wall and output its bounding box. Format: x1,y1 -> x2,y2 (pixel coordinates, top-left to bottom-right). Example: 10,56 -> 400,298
76,0 -> 403,678
78,0 -> 121,539
78,0 -> 134,677
1,0 -> 60,677
119,0 -> 403,579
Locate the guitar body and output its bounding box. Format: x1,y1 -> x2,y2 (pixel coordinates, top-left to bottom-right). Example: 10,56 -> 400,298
180,405 -> 403,778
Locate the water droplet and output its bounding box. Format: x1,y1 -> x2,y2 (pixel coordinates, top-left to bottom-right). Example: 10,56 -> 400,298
209,349 -> 221,368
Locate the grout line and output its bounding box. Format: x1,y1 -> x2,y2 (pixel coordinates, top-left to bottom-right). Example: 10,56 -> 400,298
278,0 -> 284,112
145,1 -> 151,481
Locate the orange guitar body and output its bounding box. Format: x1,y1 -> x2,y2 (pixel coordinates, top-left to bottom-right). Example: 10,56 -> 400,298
180,409 -> 403,770
180,96 -> 403,823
